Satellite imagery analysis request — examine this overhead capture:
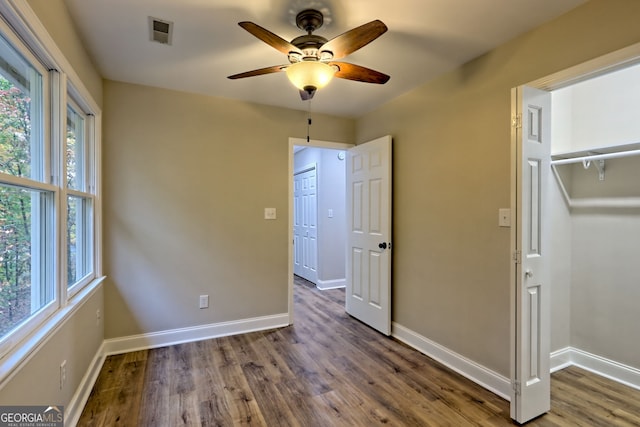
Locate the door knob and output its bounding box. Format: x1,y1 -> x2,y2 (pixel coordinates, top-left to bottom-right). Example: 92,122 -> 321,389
378,242 -> 387,250
525,269 -> 533,278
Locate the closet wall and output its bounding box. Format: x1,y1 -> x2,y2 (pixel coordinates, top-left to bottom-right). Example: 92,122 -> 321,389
550,63 -> 640,371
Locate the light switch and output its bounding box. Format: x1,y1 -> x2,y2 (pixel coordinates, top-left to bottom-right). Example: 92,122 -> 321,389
264,208 -> 276,220
199,295 -> 209,309
328,209 -> 334,218
498,208 -> 511,227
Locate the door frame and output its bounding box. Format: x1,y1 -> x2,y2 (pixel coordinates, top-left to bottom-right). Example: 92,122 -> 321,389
288,137 -> 354,324
509,42 -> 640,420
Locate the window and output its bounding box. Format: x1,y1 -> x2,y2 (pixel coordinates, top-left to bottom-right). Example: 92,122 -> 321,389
66,102 -> 94,292
0,32 -> 54,342
0,12 -> 100,356
0,37 -> 44,181
0,186 -> 54,338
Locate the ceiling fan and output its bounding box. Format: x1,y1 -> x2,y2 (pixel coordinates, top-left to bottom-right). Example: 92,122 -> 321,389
227,9 -> 390,100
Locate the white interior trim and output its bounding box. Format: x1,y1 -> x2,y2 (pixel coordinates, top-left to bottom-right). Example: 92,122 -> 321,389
551,347 -> 640,391
102,313 -> 289,356
529,42 -> 640,91
392,322 -> 512,401
316,278 -> 346,290
550,347 -> 573,373
65,342 -> 106,426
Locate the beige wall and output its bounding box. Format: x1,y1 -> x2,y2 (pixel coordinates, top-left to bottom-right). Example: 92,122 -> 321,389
102,81 -> 354,338
355,0 -> 640,376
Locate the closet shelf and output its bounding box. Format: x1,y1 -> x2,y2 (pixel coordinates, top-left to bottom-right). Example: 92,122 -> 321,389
551,142 -> 640,181
551,141 -> 640,164
551,142 -> 640,207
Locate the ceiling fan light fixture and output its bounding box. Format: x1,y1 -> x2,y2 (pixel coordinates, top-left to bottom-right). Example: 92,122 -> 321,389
285,61 -> 336,93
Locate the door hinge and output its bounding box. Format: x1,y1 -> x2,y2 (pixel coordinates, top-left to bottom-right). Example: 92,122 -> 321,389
513,250 -> 522,264
512,380 -> 521,396
512,114 -> 522,129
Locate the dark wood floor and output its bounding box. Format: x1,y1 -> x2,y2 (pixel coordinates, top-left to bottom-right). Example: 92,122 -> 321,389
78,278 -> 640,426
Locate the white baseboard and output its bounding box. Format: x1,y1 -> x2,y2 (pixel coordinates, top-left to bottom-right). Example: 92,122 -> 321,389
102,313 -> 289,356
316,278 -> 346,290
391,322 -> 511,401
66,342 -> 107,427
551,346 -> 640,391
550,347 -> 573,373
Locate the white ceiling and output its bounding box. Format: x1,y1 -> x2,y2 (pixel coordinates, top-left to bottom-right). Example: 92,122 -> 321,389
62,0 -> 586,118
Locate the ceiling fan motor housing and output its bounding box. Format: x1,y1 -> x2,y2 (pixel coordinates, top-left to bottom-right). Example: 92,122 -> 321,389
289,34 -> 329,63
289,10 -> 331,63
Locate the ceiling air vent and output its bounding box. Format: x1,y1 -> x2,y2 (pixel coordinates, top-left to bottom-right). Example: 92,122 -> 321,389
149,17 -> 173,45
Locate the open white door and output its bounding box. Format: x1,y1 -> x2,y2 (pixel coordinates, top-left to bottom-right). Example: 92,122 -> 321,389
346,135 -> 392,335
511,86 -> 551,423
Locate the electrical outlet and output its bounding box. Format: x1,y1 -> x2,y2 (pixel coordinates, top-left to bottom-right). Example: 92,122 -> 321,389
199,295 -> 209,309
60,360 -> 67,389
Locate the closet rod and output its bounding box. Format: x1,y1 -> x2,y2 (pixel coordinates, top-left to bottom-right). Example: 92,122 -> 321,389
551,149 -> 640,165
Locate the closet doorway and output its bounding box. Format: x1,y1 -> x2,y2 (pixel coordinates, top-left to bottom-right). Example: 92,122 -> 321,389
511,43 -> 640,423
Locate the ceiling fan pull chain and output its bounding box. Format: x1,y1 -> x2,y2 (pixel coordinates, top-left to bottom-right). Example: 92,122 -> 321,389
307,99 -> 312,143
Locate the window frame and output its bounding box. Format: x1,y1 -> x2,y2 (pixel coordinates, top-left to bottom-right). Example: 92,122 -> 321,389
65,97 -> 96,298
0,2 -> 102,375
0,23 -> 58,357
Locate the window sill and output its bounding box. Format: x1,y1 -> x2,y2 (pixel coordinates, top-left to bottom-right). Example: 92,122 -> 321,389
0,276 -> 106,389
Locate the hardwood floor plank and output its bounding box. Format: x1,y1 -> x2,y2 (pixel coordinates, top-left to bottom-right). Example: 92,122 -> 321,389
137,346 -> 171,426
207,338 -> 267,426
79,283 -> 640,426
78,350 -> 148,426
229,332 -> 296,383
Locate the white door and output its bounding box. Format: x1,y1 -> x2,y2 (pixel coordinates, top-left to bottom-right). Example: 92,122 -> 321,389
511,86 -> 551,423
293,166 -> 318,283
346,135 -> 392,335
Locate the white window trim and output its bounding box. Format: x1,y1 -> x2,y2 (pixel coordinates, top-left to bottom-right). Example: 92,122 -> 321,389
0,1 -> 103,383
65,96 -> 96,299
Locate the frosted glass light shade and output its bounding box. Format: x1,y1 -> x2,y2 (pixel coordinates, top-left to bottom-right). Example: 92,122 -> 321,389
285,61 -> 335,91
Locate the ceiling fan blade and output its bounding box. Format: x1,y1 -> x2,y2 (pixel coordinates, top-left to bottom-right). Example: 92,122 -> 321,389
320,20 -> 387,60
227,65 -> 288,79
238,22 -> 302,55
330,62 -> 390,84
